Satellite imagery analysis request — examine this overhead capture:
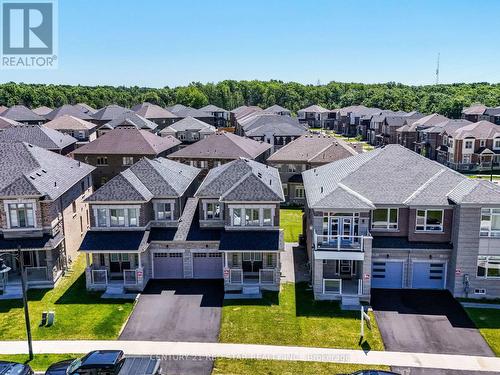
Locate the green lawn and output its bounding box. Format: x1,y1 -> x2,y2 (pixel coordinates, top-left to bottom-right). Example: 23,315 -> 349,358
219,283 -> 384,351
0,354 -> 81,371
466,308 -> 500,356
0,255 -> 134,340
468,174 -> 500,181
280,208 -> 303,243
213,359 -> 390,375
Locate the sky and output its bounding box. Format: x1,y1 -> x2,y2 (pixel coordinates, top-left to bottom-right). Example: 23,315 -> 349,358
1,0 -> 499,88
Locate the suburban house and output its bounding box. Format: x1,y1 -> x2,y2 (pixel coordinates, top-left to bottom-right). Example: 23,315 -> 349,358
236,113 -> 308,152
199,104 -> 230,128
335,105 -> 383,137
267,134 -> 361,205
0,142 -> 94,297
168,131 -> 272,176
417,119 -> 472,160
436,120 -> 500,172
44,115 -> 98,145
485,107 -> 500,125
0,124 -> 77,155
1,105 -> 45,125
368,111 -> 423,146
263,104 -> 291,116
159,116 -> 216,143
97,111 -> 158,136
71,128 -> 181,188
91,105 -> 130,126
397,113 -> 449,150
297,105 -> 332,128
80,157 -> 200,294
45,104 -> 94,121
302,145 -> 500,307
167,104 -> 215,126
230,106 -> 263,127
33,106 -> 53,116
131,102 -> 178,130
461,104 -> 489,123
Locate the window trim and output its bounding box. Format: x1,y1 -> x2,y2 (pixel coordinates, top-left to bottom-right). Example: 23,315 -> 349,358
480,208 -> 500,237
371,208 -> 399,230
122,156 -> 134,166
5,200 -> 37,229
93,205 -> 140,228
477,256 -> 500,279
203,200 -> 223,221
415,209 -> 444,232
154,200 -> 175,221
229,205 -> 276,227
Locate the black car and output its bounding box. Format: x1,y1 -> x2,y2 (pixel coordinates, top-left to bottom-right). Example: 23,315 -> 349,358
0,361 -> 34,375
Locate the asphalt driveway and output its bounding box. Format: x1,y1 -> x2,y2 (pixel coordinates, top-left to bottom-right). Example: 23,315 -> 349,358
371,289 -> 495,375
119,279 -> 224,375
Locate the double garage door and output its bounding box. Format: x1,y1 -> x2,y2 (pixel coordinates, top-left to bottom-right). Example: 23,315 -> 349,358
372,261 -> 446,289
153,252 -> 222,279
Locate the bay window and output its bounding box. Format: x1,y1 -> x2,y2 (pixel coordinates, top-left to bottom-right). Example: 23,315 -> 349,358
230,206 -> 275,227
8,203 -> 35,228
372,208 -> 398,229
477,256 -> 500,278
156,202 -> 173,221
480,208 -> 500,237
94,207 -> 140,227
416,209 -> 443,232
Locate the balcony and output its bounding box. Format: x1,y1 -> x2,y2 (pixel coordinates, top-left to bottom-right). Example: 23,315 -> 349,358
314,232 -> 366,252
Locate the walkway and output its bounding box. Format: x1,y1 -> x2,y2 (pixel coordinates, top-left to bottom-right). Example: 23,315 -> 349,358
1,340 -> 499,373
462,302 -> 500,309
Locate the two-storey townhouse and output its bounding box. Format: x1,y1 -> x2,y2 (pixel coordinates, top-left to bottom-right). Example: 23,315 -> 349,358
418,119 -> 471,161
194,158 -> 285,296
461,104 -> 488,123
439,120 -> 500,172
44,115 -> 98,146
297,105 -> 332,129
397,113 -> 448,151
1,105 -> 45,125
71,128 -> 181,188
159,116 -> 216,143
167,104 -> 215,126
302,145 -> 500,308
485,107 -> 500,125
44,104 -> 94,121
371,111 -> 424,146
80,157 -> 200,294
267,134 -> 361,205
0,124 -> 77,155
337,106 -> 382,138
0,142 -> 94,297
199,104 -> 230,128
132,102 -> 179,130
168,131 -> 272,176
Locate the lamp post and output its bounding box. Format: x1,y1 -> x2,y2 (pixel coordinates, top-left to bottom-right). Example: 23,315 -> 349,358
0,246 -> 33,360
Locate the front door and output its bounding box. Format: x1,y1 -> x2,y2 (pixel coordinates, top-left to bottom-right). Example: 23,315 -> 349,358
340,260 -> 353,277
242,252 -> 263,273
328,216 -> 358,246
109,254 -> 131,277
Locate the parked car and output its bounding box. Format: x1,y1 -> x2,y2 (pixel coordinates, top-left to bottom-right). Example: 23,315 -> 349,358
339,370 -> 400,375
45,350 -> 162,375
0,360 -> 34,375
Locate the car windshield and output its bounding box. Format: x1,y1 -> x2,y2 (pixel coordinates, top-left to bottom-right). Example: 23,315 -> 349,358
66,358 -> 83,374
2,363 -> 26,375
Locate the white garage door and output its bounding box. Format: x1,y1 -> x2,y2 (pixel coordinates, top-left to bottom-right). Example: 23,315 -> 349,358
371,261 -> 404,289
412,262 -> 445,289
193,252 -> 223,279
154,252 -> 183,279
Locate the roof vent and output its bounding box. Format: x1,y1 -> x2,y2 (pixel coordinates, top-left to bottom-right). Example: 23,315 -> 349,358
29,175 -> 35,180
54,181 -> 57,187
258,172 -> 262,178
42,169 -> 47,173
321,186 -> 324,193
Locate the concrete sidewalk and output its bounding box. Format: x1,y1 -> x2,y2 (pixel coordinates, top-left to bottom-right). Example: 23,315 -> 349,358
1,340 -> 500,372
462,302 -> 500,309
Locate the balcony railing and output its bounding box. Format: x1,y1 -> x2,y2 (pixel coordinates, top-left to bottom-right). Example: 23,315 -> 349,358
259,269 -> 275,284
123,269 -> 138,285
91,269 -> 108,285
26,267 -> 48,282
322,278 -> 364,295
229,268 -> 243,284
314,233 -> 366,252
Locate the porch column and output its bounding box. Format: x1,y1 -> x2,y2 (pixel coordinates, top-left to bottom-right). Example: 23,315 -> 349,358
137,252 -> 142,268
224,252 -> 229,268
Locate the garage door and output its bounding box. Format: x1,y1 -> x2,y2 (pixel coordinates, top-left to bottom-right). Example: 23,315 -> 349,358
153,252 -> 183,279
412,262 -> 445,289
371,261 -> 404,289
193,252 -> 223,279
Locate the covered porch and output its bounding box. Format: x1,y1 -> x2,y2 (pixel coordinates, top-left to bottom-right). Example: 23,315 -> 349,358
223,251 -> 280,291
321,259 -> 364,296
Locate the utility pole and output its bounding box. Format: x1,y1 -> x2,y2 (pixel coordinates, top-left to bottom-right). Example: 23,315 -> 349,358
18,246 -> 33,360
435,52 -> 440,85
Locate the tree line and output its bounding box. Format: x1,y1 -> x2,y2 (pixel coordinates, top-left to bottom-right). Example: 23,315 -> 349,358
1,80 -> 500,119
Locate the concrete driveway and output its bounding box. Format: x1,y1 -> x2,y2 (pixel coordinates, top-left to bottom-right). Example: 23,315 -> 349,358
119,279 -> 224,375
371,289 -> 495,375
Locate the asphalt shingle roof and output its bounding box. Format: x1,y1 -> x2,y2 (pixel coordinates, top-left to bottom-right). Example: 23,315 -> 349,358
0,116 -> 21,130
32,106 -> 53,116
92,105 -> 130,121
1,105 -> 45,122
45,104 -> 93,121
263,104 -> 291,114
199,104 -> 228,113
167,104 -> 210,119
131,102 -> 178,119
0,142 -> 94,200
103,112 -> 158,131
80,230 -> 146,251
44,115 -> 97,131
298,104 -> 330,113
0,124 -> 77,150
160,116 -> 216,134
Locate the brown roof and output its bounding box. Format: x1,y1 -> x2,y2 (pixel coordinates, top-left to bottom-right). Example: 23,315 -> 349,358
268,134 -> 360,164
44,115 -> 97,131
71,128 -> 181,155
0,116 -> 21,130
132,102 -> 178,119
168,131 -> 271,160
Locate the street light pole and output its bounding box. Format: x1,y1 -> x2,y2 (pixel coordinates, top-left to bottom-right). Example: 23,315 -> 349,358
17,246 -> 33,360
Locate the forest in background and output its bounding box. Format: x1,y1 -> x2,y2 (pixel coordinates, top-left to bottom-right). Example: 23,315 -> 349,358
1,81 -> 500,118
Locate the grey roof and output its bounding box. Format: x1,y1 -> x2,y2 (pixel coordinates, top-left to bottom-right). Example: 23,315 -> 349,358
160,116 -> 216,134
298,104 -> 330,113
167,104 -> 210,119
462,104 -> 487,115
44,115 -> 98,131
131,102 -> 178,119
0,142 -> 94,199
195,158 -> 284,202
263,104 -> 291,114
0,116 -> 22,130
448,179 -> 500,205
423,119 -> 472,135
449,120 -> 500,140
74,103 -> 97,114
0,124 -> 77,151
240,114 -> 307,137
87,157 -> 200,202
32,106 -> 52,116
103,112 -> 158,131
168,131 -> 271,160
45,104 -> 93,121
92,105 -> 130,121
199,104 -> 228,113
302,144 -> 485,210
1,105 -> 45,122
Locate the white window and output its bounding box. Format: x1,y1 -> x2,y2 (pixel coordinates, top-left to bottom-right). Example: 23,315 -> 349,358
110,208 -> 126,227
232,208 -> 242,226
156,202 -> 172,221
477,256 -> 500,279
122,157 -> 134,166
371,208 -> 398,229
97,208 -> 107,227
287,164 -> 297,173
127,208 -> 138,227
96,156 -> 108,166
464,140 -> 473,149
480,140 -> 486,147
178,133 -> 186,140
462,154 -> 471,164
295,186 -> 305,198
494,139 -> 500,149
246,208 -> 260,226
231,207 -> 274,227
8,203 -> 35,228
96,207 -> 139,227
480,208 -> 500,237
206,202 -> 222,220
263,208 -> 272,226
416,209 -> 443,232
282,184 -> 288,197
